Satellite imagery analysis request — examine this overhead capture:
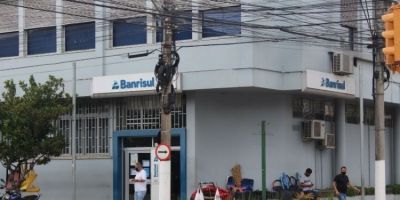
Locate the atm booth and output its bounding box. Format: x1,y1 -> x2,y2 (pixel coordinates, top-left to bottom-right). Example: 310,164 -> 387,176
113,128 -> 186,200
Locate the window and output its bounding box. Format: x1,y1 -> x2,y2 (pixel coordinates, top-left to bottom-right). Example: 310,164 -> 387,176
113,17 -> 147,47
341,0 -> 358,50
292,96 -> 334,120
348,27 -> 357,51
65,22 -> 95,51
56,95 -> 186,156
27,27 -> 56,55
364,105 -> 374,125
345,102 -> 359,124
156,17 -> 163,43
156,11 -> 193,42
202,6 -> 241,38
346,103 -> 391,126
0,32 -> 18,57
57,99 -> 110,156
340,0 -> 357,28
116,95 -> 186,130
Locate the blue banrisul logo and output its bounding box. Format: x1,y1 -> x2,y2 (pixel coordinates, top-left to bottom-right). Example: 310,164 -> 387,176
112,81 -> 119,89
321,78 -> 346,90
112,78 -> 155,90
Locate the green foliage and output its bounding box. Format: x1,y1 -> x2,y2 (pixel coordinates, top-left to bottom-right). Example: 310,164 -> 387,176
387,184 -> 400,194
365,187 -> 375,195
347,187 -> 357,197
0,75 -> 71,169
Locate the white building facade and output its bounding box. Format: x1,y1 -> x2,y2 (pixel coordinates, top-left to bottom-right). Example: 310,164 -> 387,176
0,0 -> 399,200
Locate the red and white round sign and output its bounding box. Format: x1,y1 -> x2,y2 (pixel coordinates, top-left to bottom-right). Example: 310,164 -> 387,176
155,144 -> 171,161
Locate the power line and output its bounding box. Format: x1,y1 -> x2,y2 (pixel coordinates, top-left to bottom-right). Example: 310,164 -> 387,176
0,0 -> 372,52
0,0 -> 376,66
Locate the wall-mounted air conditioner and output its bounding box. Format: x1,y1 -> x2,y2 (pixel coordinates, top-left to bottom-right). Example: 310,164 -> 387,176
332,52 -> 354,75
323,134 -> 336,149
302,120 -> 326,140
324,103 -> 334,117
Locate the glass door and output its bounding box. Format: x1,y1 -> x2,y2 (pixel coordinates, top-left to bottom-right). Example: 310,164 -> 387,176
124,148 -> 151,200
124,147 -> 180,200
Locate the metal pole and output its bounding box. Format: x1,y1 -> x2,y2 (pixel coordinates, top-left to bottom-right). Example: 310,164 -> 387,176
72,62 -> 77,200
159,0 -> 173,199
359,66 -> 365,200
373,1 -> 387,199
261,121 -> 266,200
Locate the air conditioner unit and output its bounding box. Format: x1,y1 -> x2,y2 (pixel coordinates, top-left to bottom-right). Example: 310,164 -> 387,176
302,120 -> 326,140
324,103 -> 334,117
332,53 -> 354,75
323,134 -> 336,149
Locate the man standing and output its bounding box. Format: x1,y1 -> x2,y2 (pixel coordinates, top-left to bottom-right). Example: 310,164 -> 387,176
300,168 -> 320,200
333,166 -> 360,200
131,162 -> 147,200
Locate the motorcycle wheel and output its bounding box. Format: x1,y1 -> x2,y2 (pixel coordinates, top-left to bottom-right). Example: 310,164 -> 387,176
21,195 -> 39,200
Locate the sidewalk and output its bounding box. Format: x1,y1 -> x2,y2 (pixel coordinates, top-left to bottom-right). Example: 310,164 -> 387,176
319,195 -> 400,200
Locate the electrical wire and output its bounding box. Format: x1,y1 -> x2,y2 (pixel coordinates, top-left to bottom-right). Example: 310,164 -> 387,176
0,0 -> 380,75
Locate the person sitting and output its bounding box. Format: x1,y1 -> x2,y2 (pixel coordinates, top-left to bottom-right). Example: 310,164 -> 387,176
300,168 -> 320,200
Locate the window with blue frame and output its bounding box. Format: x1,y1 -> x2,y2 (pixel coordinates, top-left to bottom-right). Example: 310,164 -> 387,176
0,32 -> 18,58
202,6 -> 241,38
113,17 -> 147,47
65,22 -> 95,51
157,10 -> 192,42
27,27 -> 56,55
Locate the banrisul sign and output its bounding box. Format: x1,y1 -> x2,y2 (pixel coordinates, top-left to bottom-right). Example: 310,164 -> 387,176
92,73 -> 159,97
303,70 -> 355,96
320,78 -> 346,90
111,78 -> 155,90
92,73 -> 181,97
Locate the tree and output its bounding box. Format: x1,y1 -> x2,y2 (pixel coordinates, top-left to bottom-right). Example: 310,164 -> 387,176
0,75 -> 71,189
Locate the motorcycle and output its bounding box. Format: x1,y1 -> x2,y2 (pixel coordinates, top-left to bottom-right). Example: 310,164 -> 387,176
0,179 -> 40,200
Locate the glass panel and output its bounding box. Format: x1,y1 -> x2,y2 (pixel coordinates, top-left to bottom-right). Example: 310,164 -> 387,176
157,10 -> 192,42
27,27 -> 56,55
202,6 -> 241,38
113,17 -> 147,46
0,32 -> 18,57
124,137 -> 153,148
127,152 -> 151,200
65,22 -> 95,51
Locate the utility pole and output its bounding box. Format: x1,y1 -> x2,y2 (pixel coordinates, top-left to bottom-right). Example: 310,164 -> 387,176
261,121 -> 266,200
373,1 -> 390,199
157,0 -> 175,199
359,66 -> 365,200
72,62 -> 77,200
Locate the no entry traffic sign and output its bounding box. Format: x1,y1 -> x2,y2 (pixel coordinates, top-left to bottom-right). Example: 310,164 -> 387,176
155,144 -> 171,161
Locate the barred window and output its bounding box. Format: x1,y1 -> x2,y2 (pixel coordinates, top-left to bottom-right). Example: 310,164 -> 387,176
292,96 -> 334,120
345,102 -> 359,124
57,99 -> 110,156
385,108 -> 393,128
116,94 -> 186,130
57,95 -> 186,157
341,0 -> 358,50
341,0 -> 357,28
364,105 -> 374,125
361,104 -> 390,127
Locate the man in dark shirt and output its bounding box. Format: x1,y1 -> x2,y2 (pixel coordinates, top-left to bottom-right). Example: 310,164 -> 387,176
333,166 -> 360,200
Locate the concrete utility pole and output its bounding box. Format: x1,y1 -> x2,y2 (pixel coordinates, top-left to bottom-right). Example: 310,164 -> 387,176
72,62 -> 77,200
373,1 -> 389,199
359,66 -> 365,200
158,0 -> 174,199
